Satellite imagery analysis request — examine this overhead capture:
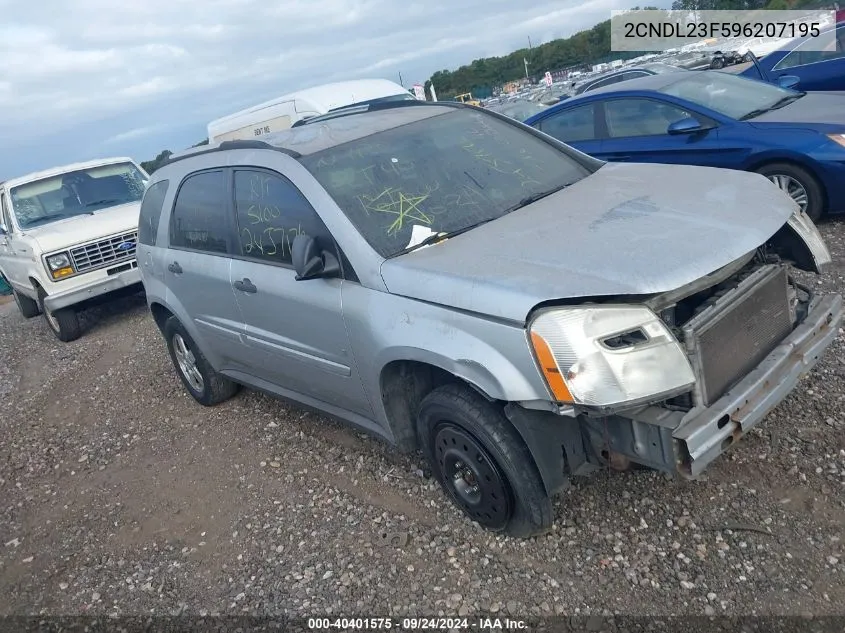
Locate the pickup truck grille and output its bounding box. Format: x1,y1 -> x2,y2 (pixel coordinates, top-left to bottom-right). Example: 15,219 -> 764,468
69,231 -> 138,274
682,266 -> 793,406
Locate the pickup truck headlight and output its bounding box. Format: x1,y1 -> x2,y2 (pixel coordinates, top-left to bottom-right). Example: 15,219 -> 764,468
45,252 -> 74,279
528,305 -> 695,408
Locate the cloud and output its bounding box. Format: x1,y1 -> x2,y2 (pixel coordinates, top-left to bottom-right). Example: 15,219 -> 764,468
0,0 -> 660,178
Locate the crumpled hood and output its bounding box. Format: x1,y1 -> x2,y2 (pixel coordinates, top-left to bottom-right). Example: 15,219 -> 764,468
749,92 -> 845,127
380,162 -> 797,322
25,202 -> 141,254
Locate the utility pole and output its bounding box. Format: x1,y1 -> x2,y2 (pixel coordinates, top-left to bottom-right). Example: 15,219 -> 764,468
525,36 -> 533,81
398,71 -> 404,87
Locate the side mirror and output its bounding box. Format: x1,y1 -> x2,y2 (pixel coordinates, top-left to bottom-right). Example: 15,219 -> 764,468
291,233 -> 340,281
777,75 -> 800,90
667,117 -> 704,135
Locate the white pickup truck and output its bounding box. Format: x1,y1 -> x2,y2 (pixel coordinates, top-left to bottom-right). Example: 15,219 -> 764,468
0,157 -> 149,342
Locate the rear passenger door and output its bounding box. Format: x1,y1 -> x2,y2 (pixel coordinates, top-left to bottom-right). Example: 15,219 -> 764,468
164,170 -> 246,369
227,168 -> 372,417
533,103 -> 604,156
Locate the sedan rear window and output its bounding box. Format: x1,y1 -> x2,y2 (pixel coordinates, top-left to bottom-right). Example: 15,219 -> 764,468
300,109 -> 590,258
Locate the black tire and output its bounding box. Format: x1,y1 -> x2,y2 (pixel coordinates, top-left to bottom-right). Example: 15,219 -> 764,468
417,384 -> 553,538
12,288 -> 40,319
163,316 -> 240,406
710,57 -> 725,69
754,162 -> 824,221
37,291 -> 82,342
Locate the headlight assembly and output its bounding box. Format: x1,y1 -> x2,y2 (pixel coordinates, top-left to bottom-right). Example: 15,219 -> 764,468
44,252 -> 74,279
528,305 -> 695,409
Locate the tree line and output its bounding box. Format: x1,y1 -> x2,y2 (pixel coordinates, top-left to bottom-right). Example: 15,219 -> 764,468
143,0 -> 827,170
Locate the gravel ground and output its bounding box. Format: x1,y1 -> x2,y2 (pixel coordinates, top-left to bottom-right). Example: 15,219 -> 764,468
1,222 -> 845,621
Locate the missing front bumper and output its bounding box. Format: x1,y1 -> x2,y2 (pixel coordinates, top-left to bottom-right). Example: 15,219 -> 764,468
673,292 -> 843,477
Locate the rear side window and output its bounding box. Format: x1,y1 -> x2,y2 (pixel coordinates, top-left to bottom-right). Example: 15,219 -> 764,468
138,180 -> 169,246
537,104 -> 597,143
169,170 -> 230,254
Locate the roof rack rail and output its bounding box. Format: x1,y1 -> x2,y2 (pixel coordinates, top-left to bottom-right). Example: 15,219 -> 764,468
292,99 -> 465,128
159,139 -> 301,169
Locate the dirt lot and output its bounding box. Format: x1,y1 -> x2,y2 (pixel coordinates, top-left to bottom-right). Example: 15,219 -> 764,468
1,223 -> 845,620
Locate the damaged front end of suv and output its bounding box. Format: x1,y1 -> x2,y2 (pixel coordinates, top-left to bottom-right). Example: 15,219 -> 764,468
519,208 -> 840,489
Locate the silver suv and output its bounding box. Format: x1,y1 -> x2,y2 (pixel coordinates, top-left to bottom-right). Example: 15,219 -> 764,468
138,101 -> 841,537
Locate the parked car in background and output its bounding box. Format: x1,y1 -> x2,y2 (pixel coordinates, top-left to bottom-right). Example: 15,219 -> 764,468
573,63 -> 685,95
740,21 -> 845,92
524,71 -> 845,220
0,158 -> 148,341
138,100 -> 839,538
486,99 -> 548,121
207,79 -> 415,142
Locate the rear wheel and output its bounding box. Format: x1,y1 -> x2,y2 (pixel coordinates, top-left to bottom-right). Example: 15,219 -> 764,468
417,384 -> 553,538
38,291 -> 81,342
755,162 -> 823,221
163,316 -> 240,406
13,288 -> 40,319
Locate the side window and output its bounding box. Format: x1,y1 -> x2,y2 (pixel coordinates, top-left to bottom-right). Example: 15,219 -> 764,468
538,104 -> 597,143
233,169 -> 330,266
605,99 -> 691,138
138,180 -> 169,246
0,194 -> 11,232
169,170 -> 230,254
775,26 -> 845,69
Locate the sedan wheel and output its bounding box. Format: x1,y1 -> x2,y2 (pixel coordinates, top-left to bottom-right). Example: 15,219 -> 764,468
755,162 -> 823,221
766,174 -> 809,213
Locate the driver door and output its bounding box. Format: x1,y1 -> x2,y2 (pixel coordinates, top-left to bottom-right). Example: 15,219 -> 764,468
593,97 -> 734,169
226,167 -> 373,417
0,192 -> 29,291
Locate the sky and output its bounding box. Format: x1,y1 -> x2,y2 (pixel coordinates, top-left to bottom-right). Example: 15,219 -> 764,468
2,0 -> 654,179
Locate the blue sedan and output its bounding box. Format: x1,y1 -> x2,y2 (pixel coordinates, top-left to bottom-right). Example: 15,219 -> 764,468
740,21 -> 845,91
523,71 -> 845,220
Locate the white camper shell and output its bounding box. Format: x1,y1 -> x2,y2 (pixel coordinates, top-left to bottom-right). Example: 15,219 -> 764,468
207,79 -> 416,143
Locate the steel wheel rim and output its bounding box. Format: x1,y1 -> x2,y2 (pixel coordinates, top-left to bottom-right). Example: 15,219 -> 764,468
172,333 -> 204,392
433,423 -> 512,530
44,307 -> 59,331
767,174 -> 808,212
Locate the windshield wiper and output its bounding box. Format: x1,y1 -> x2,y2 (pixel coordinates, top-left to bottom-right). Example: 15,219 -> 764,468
391,218 -> 496,257
739,93 -> 805,121
84,198 -> 124,207
501,182 -> 570,215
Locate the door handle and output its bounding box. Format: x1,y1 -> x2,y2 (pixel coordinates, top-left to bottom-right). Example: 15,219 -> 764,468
167,261 -> 183,274
233,278 -> 257,294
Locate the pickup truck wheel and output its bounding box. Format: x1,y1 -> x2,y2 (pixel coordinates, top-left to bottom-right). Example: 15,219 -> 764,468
163,316 -> 240,406
417,384 -> 553,538
13,289 -> 41,319
37,292 -> 82,342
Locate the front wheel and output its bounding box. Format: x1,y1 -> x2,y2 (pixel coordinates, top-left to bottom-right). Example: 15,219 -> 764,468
417,384 -> 553,538
755,162 -> 823,221
38,291 -> 81,342
163,316 -> 240,406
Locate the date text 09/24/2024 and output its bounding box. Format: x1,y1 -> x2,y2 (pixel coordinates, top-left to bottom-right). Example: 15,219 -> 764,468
307,617 -> 527,630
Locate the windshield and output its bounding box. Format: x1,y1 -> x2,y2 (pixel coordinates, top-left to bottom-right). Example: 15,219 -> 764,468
300,108 -> 590,258
10,161 -> 147,229
659,72 -> 799,120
